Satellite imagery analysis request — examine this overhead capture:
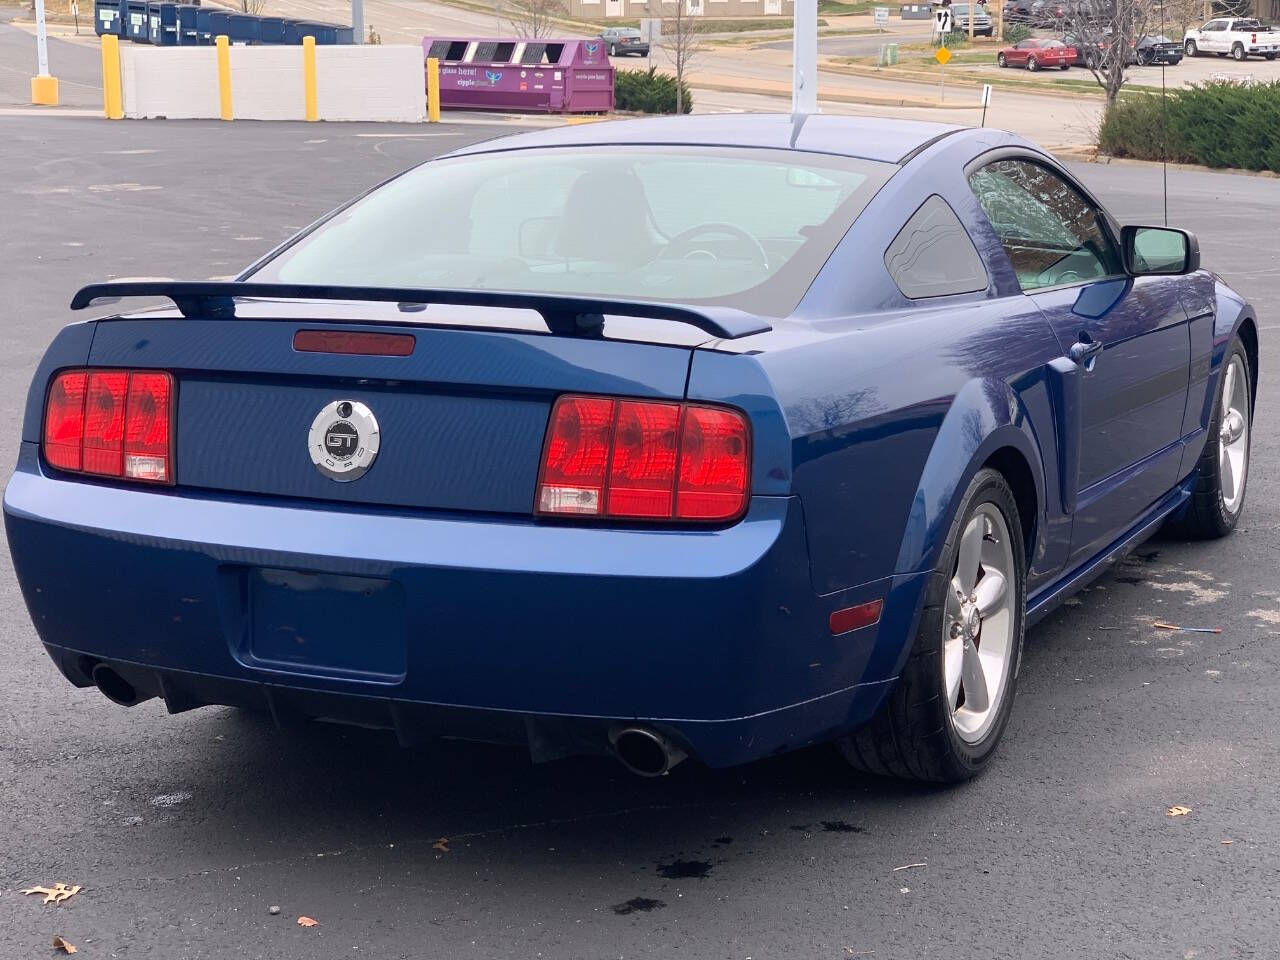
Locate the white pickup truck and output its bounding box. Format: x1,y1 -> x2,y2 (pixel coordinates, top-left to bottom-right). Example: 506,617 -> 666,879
1184,18 -> 1280,61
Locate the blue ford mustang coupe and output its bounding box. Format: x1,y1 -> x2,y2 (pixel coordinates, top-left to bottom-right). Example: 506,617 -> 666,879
5,116 -> 1258,782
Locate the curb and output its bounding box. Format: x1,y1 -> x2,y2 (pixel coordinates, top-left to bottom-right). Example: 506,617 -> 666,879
822,60 -> 1105,101
689,77 -> 980,110
1081,152 -> 1280,179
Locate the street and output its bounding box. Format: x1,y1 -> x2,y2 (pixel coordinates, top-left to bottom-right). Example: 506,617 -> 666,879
1,114 -> 1279,959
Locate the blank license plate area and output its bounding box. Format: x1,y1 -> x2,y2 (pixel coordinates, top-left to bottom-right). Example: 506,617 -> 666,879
247,569 -> 407,681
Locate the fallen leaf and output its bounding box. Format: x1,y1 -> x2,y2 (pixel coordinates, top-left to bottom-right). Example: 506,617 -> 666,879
297,916 -> 319,928
1167,805 -> 1192,817
52,936 -> 77,954
20,884 -> 82,905
433,838 -> 450,853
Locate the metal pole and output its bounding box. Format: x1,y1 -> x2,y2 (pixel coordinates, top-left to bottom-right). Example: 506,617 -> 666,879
352,0 -> 364,43
34,0 -> 50,76
792,0 -> 818,114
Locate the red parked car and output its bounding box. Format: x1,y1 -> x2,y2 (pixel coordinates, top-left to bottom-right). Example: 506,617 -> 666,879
996,38 -> 1077,70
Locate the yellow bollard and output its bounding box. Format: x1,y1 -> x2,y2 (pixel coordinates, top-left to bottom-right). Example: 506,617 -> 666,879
302,36 -> 317,122
100,33 -> 122,119
426,56 -> 440,123
216,35 -> 232,121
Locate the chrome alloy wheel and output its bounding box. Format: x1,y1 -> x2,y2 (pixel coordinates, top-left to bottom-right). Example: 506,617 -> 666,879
943,504 -> 1017,744
1219,354 -> 1250,515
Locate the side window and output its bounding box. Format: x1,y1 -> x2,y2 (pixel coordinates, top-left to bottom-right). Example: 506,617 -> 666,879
967,158 -> 1122,291
884,195 -> 989,299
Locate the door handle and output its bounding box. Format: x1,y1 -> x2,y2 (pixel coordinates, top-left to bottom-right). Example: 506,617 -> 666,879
1069,338 -> 1104,366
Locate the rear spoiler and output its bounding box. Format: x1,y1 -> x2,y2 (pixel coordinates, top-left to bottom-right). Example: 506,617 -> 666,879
69,281 -> 772,341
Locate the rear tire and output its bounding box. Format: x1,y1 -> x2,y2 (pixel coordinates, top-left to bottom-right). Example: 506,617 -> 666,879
838,469 -> 1026,783
1266,53 -> 1277,60
1060,63 -> 1070,70
1027,55 -> 1039,71
1166,337 -> 1252,540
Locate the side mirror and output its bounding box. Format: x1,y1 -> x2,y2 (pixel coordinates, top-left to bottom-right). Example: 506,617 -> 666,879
1121,225 -> 1201,276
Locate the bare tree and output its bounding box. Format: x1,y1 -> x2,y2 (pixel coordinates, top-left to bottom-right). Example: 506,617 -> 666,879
507,0 -> 566,39
1061,0 -> 1155,106
665,0 -> 703,113
240,0 -> 269,14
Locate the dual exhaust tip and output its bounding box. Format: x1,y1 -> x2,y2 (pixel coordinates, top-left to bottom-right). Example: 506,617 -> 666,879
609,725 -> 687,778
88,661 -> 688,777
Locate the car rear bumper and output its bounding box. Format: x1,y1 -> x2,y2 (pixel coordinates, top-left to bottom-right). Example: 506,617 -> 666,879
5,444 -> 922,767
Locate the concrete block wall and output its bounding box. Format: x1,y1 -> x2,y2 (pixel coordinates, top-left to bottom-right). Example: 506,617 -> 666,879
119,44 -> 425,122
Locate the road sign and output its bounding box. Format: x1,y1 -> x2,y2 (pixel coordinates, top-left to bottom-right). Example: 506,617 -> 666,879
641,18 -> 661,44
873,6 -> 889,26
981,83 -> 992,106
935,44 -> 952,65
934,8 -> 952,35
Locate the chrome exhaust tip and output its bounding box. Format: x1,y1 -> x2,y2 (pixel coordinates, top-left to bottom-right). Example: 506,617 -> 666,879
609,725 -> 687,777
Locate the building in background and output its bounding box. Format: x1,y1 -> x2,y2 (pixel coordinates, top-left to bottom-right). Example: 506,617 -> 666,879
566,0 -> 797,20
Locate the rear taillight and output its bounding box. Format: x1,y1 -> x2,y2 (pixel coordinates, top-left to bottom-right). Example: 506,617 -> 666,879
43,368 -> 175,484
536,395 -> 749,523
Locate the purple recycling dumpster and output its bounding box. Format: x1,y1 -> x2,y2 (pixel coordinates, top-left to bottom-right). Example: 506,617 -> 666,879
422,37 -> 614,114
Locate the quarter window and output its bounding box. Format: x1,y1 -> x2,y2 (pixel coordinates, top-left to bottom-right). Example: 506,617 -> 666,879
884,195 -> 988,299
967,158 -> 1122,291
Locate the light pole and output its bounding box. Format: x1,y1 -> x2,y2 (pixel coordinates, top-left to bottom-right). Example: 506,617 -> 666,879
792,0 -> 817,115
31,0 -> 59,106
353,0 -> 364,43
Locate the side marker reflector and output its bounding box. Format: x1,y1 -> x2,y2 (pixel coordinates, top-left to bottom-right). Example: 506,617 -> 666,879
829,599 -> 883,636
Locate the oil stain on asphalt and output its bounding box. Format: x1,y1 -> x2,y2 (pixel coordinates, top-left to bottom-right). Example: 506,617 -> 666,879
656,859 -> 713,879
612,897 -> 666,915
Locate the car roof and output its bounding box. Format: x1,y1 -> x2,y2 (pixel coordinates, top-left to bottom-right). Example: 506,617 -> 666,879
446,114 -> 966,164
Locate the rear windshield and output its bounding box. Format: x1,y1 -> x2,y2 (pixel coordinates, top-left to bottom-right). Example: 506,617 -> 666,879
250,146 -> 894,318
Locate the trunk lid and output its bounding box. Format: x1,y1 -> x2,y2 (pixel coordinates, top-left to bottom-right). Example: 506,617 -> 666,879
87,305 -> 697,515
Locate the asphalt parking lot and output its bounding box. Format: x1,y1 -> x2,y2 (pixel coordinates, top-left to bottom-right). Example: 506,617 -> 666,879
2,116 -> 1279,960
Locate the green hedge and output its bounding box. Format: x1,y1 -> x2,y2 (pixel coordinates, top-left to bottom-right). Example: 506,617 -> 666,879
1098,82 -> 1280,173
615,68 -> 692,115
1003,22 -> 1032,44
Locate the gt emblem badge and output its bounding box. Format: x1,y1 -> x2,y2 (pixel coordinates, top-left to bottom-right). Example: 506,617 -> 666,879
308,400 -> 380,482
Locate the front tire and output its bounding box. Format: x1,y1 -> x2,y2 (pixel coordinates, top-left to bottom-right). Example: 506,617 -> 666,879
838,469 -> 1026,783
1167,338 -> 1253,539
1232,43 -> 1247,61
1185,39 -> 1198,57
997,52 -> 1007,67
1027,55 -> 1039,71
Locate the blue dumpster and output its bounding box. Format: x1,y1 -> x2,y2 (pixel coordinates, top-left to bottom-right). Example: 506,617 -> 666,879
308,22 -> 338,44
206,9 -> 230,40
194,6 -> 215,43
124,0 -> 150,42
175,4 -> 200,44
227,13 -> 260,44
258,16 -> 287,43
334,25 -> 354,43
94,0 -> 124,36
149,2 -> 178,45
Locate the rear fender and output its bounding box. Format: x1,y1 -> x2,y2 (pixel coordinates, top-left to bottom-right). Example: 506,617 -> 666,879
20,321 -> 97,446
894,377 -> 1047,578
